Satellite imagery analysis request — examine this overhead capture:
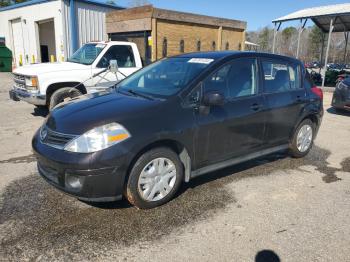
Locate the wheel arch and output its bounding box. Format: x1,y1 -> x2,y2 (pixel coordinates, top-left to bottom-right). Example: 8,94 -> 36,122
290,112 -> 320,143
127,139 -> 192,184
46,82 -> 87,104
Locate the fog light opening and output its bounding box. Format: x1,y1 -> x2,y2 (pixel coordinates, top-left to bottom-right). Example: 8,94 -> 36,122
65,174 -> 83,190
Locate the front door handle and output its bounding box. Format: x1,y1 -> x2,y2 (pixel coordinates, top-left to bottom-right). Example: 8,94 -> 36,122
251,103 -> 261,111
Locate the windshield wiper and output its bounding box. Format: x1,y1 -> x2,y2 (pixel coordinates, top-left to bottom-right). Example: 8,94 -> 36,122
125,89 -> 154,100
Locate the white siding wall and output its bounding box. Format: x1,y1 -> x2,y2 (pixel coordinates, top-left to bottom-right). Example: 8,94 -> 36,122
0,0 -> 64,66
76,2 -> 110,46
0,0 -> 118,66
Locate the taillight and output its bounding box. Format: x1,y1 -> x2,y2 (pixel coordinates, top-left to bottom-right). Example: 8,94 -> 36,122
311,86 -> 323,101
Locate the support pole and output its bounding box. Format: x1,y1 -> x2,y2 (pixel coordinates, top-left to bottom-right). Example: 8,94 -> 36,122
322,18 -> 334,88
272,23 -> 277,54
272,22 -> 281,54
344,31 -> 349,63
296,19 -> 308,59
319,33 -> 325,74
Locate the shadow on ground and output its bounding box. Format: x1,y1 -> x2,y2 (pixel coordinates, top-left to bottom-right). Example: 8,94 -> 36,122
326,107 -> 350,116
0,145 -> 349,260
255,250 -> 281,262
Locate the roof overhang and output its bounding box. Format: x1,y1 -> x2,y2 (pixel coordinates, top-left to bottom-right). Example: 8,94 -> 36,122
272,3 -> 350,32
0,0 -> 124,12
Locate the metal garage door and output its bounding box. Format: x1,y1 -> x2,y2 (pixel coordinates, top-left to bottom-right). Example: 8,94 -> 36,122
11,18 -> 25,66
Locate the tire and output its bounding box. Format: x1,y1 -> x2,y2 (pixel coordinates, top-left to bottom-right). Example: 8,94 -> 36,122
49,87 -> 82,111
125,147 -> 184,209
35,105 -> 47,109
334,107 -> 345,113
289,119 -> 315,158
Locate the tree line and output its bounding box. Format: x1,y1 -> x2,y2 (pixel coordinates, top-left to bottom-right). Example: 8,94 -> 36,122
247,25 -> 349,64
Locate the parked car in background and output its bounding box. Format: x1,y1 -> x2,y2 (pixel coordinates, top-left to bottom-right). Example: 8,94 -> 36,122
304,61 -> 321,69
332,78 -> 350,112
312,61 -> 321,68
310,70 -> 322,84
32,51 -> 323,209
9,41 -> 143,110
336,72 -> 350,85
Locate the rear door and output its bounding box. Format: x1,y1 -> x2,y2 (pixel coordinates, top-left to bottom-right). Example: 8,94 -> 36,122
261,58 -> 306,146
194,56 -> 266,167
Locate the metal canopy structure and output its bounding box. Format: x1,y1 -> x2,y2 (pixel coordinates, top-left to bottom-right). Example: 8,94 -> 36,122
272,3 -> 350,87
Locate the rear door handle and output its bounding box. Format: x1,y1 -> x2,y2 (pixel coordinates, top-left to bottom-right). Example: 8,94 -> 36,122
295,95 -> 302,102
251,103 -> 261,111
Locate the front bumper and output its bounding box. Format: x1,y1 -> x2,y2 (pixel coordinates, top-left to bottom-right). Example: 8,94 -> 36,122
32,131 -> 130,202
9,88 -> 46,106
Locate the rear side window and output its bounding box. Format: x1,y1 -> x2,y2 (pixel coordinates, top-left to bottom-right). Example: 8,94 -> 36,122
262,59 -> 301,93
262,60 -> 289,93
203,57 -> 258,99
97,45 -> 136,68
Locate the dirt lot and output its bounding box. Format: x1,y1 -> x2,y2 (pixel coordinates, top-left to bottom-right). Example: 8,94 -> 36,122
0,72 -> 349,261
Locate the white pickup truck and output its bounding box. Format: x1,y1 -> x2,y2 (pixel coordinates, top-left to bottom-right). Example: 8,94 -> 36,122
9,41 -> 143,110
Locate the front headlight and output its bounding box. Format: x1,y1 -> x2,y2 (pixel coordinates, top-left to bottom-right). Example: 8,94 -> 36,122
64,123 -> 131,153
25,76 -> 39,90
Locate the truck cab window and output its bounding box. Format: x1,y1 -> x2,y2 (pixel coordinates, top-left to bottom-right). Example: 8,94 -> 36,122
97,45 -> 136,68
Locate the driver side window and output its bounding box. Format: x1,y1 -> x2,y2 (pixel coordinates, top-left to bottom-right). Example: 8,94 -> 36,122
97,45 -> 136,68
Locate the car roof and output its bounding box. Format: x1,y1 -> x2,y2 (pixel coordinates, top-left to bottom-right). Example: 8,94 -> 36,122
175,51 -> 301,64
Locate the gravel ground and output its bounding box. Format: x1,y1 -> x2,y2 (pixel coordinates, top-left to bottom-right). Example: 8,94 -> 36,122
0,72 -> 349,262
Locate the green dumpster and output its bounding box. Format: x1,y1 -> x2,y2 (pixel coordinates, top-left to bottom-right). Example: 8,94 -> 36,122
0,46 -> 12,72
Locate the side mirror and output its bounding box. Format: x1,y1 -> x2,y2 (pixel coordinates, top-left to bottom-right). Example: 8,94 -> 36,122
109,59 -> 118,73
203,92 -> 225,106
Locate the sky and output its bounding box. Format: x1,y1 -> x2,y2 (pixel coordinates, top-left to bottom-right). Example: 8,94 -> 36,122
114,0 -> 348,31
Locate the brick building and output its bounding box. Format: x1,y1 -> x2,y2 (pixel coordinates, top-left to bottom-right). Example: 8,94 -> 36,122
106,5 -> 246,64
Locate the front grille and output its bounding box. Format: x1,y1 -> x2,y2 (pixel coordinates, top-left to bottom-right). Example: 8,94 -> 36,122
40,126 -> 77,149
13,74 -> 25,82
13,73 -> 26,90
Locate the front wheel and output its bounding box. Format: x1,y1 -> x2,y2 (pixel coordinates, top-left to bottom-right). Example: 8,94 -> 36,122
289,119 -> 314,158
49,87 -> 82,111
125,147 -> 183,209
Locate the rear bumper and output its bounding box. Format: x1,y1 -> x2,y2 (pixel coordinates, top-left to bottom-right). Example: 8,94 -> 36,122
332,89 -> 350,111
9,88 -> 46,106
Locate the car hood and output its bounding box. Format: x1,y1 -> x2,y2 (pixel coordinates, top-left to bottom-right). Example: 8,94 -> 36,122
46,91 -> 163,134
13,62 -> 89,76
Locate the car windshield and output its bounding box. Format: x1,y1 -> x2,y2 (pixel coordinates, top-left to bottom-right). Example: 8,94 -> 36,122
67,43 -> 106,65
117,57 -> 214,97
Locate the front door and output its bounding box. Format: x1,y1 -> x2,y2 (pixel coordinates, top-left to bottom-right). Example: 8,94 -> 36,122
194,57 -> 266,168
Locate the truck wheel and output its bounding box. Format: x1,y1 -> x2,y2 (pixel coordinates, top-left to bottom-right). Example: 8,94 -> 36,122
126,147 -> 184,209
289,119 -> 314,158
49,88 -> 82,111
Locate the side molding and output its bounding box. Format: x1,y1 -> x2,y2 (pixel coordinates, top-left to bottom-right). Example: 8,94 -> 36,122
190,144 -> 289,179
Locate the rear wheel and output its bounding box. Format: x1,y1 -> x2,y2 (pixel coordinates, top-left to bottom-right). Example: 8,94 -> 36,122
125,147 -> 183,209
49,87 -> 82,111
289,119 -> 314,158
